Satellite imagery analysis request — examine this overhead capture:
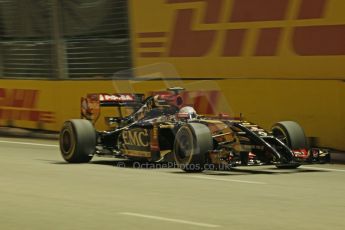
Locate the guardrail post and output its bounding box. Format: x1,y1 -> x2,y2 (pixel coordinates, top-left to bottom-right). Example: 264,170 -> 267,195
0,43 -> 3,77
51,0 -> 67,79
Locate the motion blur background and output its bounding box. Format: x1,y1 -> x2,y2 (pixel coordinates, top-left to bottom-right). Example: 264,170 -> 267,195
0,0 -> 345,150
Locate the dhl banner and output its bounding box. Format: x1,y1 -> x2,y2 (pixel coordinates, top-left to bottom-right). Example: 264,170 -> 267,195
129,0 -> 345,79
0,82 -> 57,130
0,79 -> 345,151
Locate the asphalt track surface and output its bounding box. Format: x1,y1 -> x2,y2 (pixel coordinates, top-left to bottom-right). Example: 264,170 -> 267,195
0,137 -> 344,230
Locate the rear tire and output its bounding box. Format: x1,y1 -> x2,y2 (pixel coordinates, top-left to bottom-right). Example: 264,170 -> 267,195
271,121 -> 307,149
173,123 -> 213,172
59,119 -> 96,163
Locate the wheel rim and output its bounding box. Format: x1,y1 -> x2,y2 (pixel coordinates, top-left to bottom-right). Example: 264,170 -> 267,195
175,127 -> 193,162
272,127 -> 289,146
61,129 -> 73,155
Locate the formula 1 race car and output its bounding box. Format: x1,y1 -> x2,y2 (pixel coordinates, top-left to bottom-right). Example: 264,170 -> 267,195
59,87 -> 329,172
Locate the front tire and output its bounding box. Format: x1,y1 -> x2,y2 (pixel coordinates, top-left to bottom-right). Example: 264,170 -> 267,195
271,121 -> 305,169
173,123 -> 213,172
271,121 -> 307,149
59,119 -> 96,163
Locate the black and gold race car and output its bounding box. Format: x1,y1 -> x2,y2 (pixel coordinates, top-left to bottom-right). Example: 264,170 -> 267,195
59,87 -> 329,172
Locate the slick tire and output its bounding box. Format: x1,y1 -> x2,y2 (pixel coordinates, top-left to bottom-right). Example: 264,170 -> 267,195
59,119 -> 96,163
173,123 -> 213,172
271,121 -> 307,150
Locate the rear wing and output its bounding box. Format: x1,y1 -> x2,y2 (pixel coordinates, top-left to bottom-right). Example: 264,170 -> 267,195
90,93 -> 144,106
81,93 -> 144,122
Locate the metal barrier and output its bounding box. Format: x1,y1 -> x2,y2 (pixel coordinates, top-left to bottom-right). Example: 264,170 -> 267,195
0,0 -> 132,79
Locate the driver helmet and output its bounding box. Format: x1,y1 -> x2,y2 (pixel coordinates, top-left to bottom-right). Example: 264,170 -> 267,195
179,106 -> 197,119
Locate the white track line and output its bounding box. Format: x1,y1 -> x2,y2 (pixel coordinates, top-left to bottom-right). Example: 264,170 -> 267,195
302,166 -> 345,172
191,175 -> 267,185
119,212 -> 221,228
0,140 -> 58,148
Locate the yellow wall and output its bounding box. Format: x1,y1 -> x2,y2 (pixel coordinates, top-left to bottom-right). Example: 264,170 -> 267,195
0,79 -> 344,150
129,0 -> 345,79
217,79 -> 345,150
